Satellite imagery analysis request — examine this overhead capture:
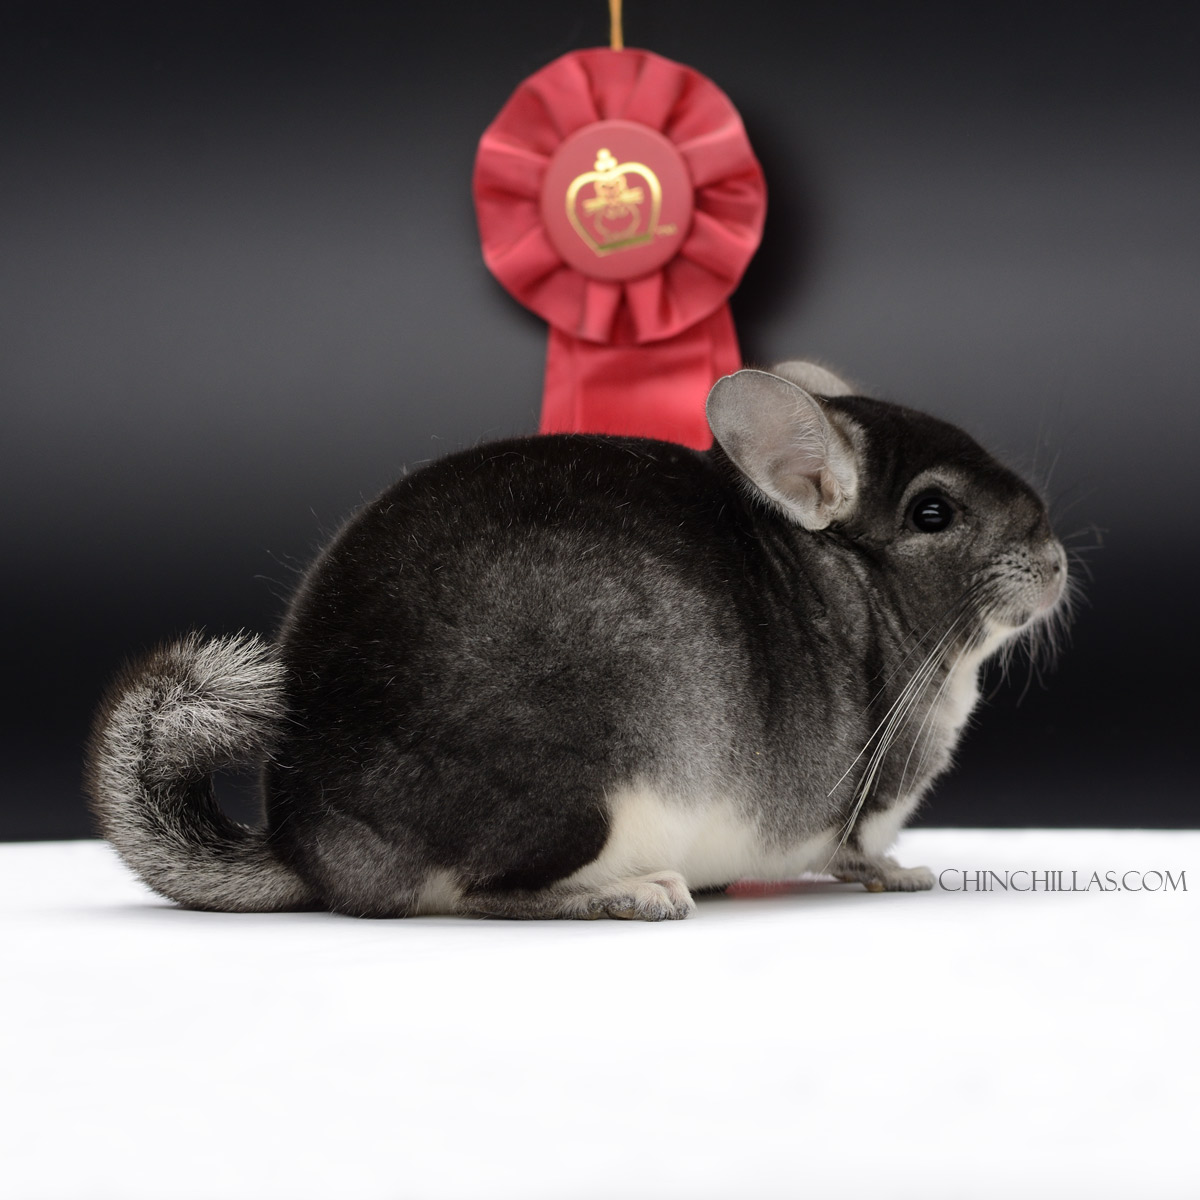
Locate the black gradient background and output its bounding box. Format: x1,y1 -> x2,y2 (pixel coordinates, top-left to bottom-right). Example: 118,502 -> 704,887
3,1 -> 1198,839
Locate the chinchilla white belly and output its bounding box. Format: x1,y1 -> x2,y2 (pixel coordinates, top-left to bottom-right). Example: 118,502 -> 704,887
564,784 -> 843,892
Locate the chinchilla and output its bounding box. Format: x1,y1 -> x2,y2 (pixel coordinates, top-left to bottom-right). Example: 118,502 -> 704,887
84,361 -> 1070,920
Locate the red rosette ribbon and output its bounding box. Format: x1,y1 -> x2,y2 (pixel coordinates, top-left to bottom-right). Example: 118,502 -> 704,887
474,48 -> 767,449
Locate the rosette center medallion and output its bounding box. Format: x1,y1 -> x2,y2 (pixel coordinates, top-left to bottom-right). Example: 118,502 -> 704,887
540,119 -> 693,282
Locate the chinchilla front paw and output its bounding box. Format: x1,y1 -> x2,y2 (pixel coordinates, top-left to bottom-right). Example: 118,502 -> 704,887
834,855 -> 935,893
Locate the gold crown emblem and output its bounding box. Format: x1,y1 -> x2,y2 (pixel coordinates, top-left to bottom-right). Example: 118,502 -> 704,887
565,147 -> 662,256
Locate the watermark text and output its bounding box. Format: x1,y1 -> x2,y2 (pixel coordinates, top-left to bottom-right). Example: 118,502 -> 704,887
937,869 -> 1186,893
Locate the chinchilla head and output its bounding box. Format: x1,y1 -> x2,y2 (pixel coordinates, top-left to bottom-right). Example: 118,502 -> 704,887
707,363 -> 1069,659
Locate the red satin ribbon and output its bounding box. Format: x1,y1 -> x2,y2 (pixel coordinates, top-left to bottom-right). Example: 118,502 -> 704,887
474,48 -> 766,450
542,307 -> 741,445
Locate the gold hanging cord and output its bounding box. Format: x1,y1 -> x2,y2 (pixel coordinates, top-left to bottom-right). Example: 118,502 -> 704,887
609,0 -> 624,50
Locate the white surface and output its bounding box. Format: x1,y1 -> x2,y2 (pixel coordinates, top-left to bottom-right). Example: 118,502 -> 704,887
2,830 -> 1198,1200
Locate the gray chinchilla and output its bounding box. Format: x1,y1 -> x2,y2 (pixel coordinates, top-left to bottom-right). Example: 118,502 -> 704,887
85,361 -> 1070,919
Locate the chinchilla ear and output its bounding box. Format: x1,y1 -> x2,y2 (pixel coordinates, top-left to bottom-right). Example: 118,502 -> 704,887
771,359 -> 856,398
706,369 -> 859,530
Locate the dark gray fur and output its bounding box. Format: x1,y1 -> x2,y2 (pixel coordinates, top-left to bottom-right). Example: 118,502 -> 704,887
84,364 -> 1068,919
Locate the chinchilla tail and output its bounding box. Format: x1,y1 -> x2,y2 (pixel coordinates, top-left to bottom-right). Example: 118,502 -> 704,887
84,631 -> 316,912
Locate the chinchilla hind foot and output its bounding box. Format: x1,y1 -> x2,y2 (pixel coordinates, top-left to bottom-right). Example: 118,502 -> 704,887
459,871 -> 697,921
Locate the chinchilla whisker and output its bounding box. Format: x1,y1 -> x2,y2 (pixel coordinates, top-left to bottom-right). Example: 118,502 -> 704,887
994,566 -> 1077,704
1039,442 -> 1064,495
826,611 -> 963,804
1040,582 -> 1077,666
836,582 -> 999,842
1060,521 -> 1104,548
908,625 -> 992,792
825,599 -> 982,862
860,578 -> 992,711
1065,545 -> 1096,586
905,622 -> 996,785
897,661 -> 960,802
1048,483 -> 1099,527
840,587 -> 993,796
1014,632 -> 1040,705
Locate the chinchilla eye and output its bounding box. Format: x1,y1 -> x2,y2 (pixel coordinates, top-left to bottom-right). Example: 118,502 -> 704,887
908,491 -> 956,532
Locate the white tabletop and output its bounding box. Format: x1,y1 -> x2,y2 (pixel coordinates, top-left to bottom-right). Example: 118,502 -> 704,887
2,829 -> 1197,1200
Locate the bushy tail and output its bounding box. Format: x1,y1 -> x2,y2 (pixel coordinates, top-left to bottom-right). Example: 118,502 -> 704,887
84,632 -> 315,912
